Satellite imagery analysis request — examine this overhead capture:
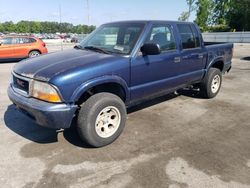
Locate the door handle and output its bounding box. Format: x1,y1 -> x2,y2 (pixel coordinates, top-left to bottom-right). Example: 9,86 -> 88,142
174,57 -> 181,63
183,55 -> 191,59
198,54 -> 204,59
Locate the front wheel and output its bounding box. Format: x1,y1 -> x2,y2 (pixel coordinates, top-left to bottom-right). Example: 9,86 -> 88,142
200,68 -> 222,98
77,93 -> 127,147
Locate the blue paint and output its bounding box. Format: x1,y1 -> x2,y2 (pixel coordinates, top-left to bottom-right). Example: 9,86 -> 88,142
8,21 -> 233,129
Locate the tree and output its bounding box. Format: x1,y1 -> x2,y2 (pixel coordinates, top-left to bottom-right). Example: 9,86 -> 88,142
0,23 -> 4,32
226,0 -> 250,31
212,0 -> 230,25
178,12 -> 190,21
195,0 -> 214,31
16,21 -> 29,33
2,21 -> 16,32
179,0 -> 196,21
30,22 -> 42,33
0,21 -> 96,34
193,0 -> 250,31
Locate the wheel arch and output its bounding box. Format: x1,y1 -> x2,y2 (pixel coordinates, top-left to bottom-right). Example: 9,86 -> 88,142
71,76 -> 129,105
28,49 -> 41,55
207,57 -> 224,72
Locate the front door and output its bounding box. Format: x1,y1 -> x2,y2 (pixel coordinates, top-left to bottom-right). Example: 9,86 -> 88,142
11,37 -> 30,58
130,24 -> 182,101
0,37 -> 14,59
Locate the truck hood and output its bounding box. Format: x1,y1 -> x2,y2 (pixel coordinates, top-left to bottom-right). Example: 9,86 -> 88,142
14,49 -> 120,81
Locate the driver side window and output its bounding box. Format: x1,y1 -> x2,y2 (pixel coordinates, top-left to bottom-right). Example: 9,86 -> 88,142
145,25 -> 176,52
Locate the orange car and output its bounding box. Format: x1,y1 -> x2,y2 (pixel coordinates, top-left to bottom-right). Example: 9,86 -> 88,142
0,36 -> 48,61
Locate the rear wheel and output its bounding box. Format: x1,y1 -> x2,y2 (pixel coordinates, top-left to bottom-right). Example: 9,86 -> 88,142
200,68 -> 222,98
77,92 -> 127,147
29,50 -> 41,58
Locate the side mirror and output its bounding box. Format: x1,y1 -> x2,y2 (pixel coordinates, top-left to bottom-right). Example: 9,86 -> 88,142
140,43 -> 161,56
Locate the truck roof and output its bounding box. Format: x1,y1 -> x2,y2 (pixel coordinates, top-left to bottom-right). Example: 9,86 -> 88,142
102,20 -> 194,25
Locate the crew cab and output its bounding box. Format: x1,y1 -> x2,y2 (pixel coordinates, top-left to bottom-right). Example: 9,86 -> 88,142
8,21 -> 233,147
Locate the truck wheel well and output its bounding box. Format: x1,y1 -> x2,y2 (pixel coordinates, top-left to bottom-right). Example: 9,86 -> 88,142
29,49 -> 41,53
28,49 -> 42,56
211,61 -> 224,72
76,83 -> 126,105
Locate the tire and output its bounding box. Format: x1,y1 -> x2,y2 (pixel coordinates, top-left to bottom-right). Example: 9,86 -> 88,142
28,50 -> 41,58
200,68 -> 222,98
77,92 -> 127,147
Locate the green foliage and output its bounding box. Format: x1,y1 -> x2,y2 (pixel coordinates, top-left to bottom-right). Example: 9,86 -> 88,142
195,0 -> 250,31
206,24 -> 231,32
212,0 -> 230,25
0,23 -> 4,32
178,12 -> 190,21
0,20 -> 96,34
195,0 -> 213,31
226,0 -> 250,31
1,21 -> 16,32
179,0 -> 196,21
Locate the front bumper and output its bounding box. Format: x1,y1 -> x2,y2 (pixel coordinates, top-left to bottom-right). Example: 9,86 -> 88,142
41,47 -> 48,54
8,85 -> 78,129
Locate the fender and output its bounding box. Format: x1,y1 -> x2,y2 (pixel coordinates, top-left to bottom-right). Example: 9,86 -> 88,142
205,56 -> 224,75
70,75 -> 130,103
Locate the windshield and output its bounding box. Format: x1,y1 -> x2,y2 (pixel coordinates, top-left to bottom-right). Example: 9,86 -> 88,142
79,23 -> 145,55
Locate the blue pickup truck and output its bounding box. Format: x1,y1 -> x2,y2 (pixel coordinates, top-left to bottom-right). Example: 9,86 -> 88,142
8,21 -> 233,147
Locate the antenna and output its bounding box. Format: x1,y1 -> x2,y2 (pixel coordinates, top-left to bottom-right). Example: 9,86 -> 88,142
59,4 -> 62,24
86,0 -> 90,25
59,3 -> 63,51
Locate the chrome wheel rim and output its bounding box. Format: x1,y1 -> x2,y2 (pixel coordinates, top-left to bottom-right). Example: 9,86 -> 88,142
29,51 -> 40,57
95,106 -> 121,138
211,75 -> 221,93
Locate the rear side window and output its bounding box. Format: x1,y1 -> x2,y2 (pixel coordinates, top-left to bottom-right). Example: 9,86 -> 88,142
12,37 -> 37,44
191,25 -> 201,48
29,38 -> 37,43
145,24 -> 176,51
20,38 -> 30,44
177,24 -> 198,49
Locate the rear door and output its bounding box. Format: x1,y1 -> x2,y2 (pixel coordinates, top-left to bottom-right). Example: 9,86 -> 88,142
12,37 -> 31,58
177,24 -> 206,83
0,37 -> 14,59
130,23 -> 182,101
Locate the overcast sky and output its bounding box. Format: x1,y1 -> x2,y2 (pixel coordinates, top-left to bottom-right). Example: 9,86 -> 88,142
0,0 -> 196,26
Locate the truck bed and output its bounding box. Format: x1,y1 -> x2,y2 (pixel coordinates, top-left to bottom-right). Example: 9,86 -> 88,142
204,42 -> 233,73
204,42 -> 229,46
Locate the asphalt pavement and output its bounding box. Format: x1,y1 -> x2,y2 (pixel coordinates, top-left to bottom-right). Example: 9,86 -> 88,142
0,43 -> 250,188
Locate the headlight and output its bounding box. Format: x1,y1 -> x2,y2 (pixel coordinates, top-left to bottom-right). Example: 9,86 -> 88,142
30,81 -> 62,103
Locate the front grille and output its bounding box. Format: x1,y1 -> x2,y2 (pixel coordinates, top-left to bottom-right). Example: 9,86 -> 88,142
13,74 -> 30,94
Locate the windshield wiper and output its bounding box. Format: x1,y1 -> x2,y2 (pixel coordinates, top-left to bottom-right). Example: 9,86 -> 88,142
74,45 -> 84,49
84,46 -> 109,54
